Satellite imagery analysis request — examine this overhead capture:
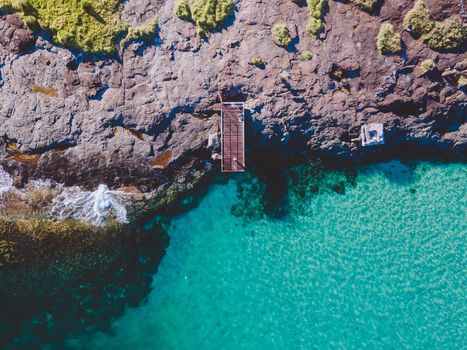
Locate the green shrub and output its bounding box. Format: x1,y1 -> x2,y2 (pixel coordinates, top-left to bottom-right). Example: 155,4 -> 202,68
418,59 -> 435,75
376,22 -> 401,54
272,23 -> 292,47
428,19 -> 465,51
298,50 -> 313,61
350,0 -> 378,12
307,18 -> 324,36
307,0 -> 326,37
174,0 -> 192,20
403,0 -> 434,38
0,0 -> 130,54
250,57 -> 265,67
120,19 -> 158,48
175,0 -> 234,37
458,75 -> 467,87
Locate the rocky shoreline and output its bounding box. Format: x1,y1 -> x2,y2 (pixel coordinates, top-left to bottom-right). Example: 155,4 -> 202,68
0,0 -> 465,223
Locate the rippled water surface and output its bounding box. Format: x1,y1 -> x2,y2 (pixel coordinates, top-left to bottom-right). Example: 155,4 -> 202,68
65,161 -> 466,349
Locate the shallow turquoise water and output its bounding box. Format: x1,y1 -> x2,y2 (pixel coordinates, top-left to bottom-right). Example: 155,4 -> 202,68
66,161 -> 466,349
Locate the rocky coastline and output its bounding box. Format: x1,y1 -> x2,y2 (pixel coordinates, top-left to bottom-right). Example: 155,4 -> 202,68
0,0 -> 465,227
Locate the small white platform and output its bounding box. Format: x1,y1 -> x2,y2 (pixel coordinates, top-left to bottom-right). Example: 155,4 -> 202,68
361,123 -> 384,147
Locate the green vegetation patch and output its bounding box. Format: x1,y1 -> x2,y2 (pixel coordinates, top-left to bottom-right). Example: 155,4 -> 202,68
0,0 -> 159,54
418,59 -> 435,75
350,0 -> 378,12
298,50 -> 313,61
272,23 -> 292,48
174,0 -> 234,37
0,0 -> 128,54
120,18 -> 158,48
403,0 -> 434,37
174,0 -> 192,20
376,22 -> 401,54
306,0 -> 326,37
403,1 -> 465,51
250,56 -> 265,68
427,19 -> 465,51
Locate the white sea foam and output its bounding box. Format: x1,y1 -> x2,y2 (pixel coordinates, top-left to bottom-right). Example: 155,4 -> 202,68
0,166 -> 130,225
0,166 -> 14,204
28,179 -> 55,190
50,184 -> 129,225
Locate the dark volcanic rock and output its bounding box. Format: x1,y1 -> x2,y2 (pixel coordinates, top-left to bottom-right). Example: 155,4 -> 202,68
0,14 -> 34,55
0,0 -> 465,192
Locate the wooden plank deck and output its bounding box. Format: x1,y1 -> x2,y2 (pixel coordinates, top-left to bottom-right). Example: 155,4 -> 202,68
221,102 -> 245,172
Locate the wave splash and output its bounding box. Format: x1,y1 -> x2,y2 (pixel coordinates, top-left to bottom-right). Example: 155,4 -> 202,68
0,166 -> 14,204
0,167 -> 131,225
50,184 -> 129,225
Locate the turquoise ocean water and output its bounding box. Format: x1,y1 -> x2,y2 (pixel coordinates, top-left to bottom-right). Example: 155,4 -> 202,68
64,161 -> 466,350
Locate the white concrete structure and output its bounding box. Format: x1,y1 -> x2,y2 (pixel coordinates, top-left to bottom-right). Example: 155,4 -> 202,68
361,123 -> 385,147
208,133 -> 219,149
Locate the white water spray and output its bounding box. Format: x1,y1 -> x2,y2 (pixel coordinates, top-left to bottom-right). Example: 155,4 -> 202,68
50,184 -> 129,225
0,166 -> 14,205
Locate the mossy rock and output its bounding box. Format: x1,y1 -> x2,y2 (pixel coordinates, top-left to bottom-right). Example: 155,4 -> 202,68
272,23 -> 292,48
174,0 -> 234,37
403,0 -> 434,38
427,19 -> 466,51
377,22 -> 401,54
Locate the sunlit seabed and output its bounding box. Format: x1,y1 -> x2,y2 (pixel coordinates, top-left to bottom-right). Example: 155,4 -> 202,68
44,162 -> 467,348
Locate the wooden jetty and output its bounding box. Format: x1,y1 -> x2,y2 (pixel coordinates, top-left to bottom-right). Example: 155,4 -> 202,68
221,102 -> 245,172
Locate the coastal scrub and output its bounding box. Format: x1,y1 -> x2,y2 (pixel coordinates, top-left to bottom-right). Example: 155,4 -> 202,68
0,0 -> 128,54
376,23 -> 401,54
0,0 -> 160,54
250,56 -> 265,68
306,0 -> 326,37
403,0 -> 434,38
403,1 -> 465,51
298,50 -> 313,61
272,23 -> 292,47
120,19 -> 158,48
174,0 -> 234,37
427,19 -> 465,51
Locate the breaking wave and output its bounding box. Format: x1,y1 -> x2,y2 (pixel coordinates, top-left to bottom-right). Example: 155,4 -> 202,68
50,184 -> 129,225
0,166 -> 14,205
0,166 -> 130,225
